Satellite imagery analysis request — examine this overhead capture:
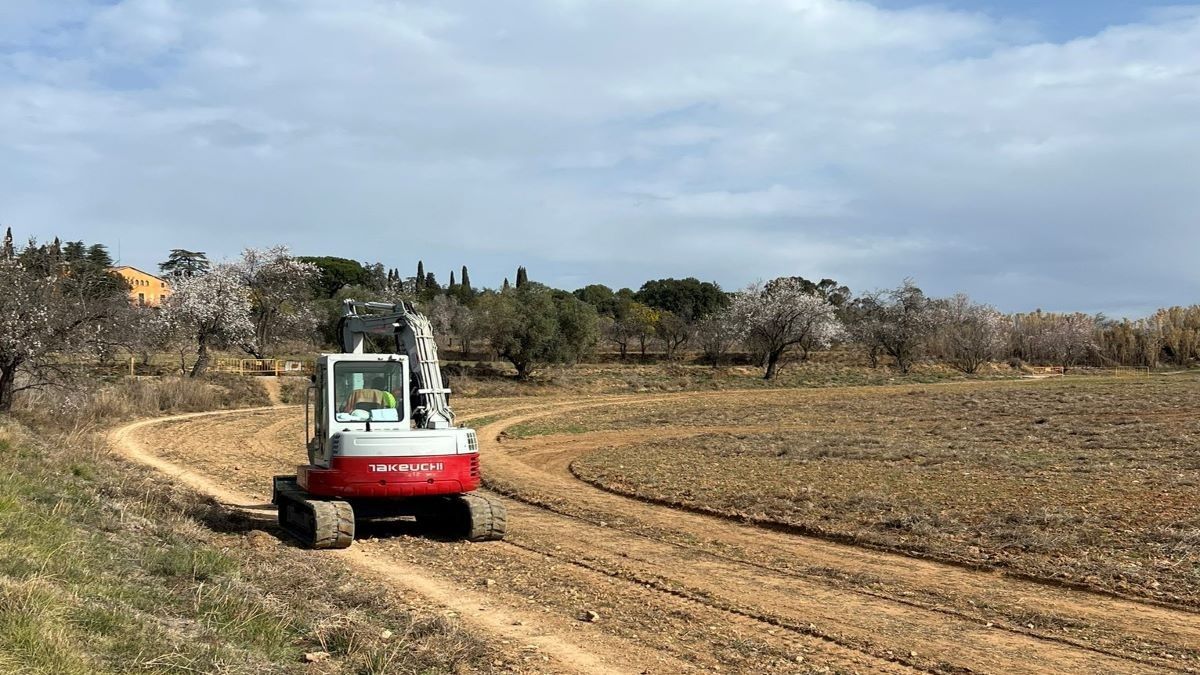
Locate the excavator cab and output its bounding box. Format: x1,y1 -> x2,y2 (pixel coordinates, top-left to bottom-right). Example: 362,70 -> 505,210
273,301 -> 507,549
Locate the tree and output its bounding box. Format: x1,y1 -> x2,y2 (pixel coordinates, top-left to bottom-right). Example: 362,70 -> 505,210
876,280 -> 939,374
2,227 -> 12,260
654,310 -> 692,360
1149,306 -> 1200,366
0,242 -> 129,410
694,307 -> 744,367
1010,310 -> 1097,371
635,277 -> 729,321
366,262 -> 387,291
420,272 -> 441,302
476,284 -> 598,379
515,266 -> 528,288
573,284 -> 619,317
606,298 -> 646,359
159,249 -> 210,278
238,246 -> 319,356
425,294 -> 477,351
160,264 -> 255,377
628,302 -> 659,358
86,243 -> 113,268
416,260 -> 426,293
782,277 -> 851,307
930,294 -> 1009,374
731,278 -> 842,380
62,240 -> 86,262
840,294 -> 885,368
297,256 -> 373,297
460,266 -> 472,295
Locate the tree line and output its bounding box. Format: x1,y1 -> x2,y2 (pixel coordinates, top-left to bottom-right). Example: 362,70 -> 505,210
1,228 -> 1198,411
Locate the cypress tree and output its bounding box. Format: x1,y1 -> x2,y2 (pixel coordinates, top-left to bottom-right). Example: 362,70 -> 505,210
502,277 -> 510,292
2,227 -> 13,259
461,265 -> 471,294
416,260 -> 425,292
449,270 -> 456,287
515,266 -> 528,288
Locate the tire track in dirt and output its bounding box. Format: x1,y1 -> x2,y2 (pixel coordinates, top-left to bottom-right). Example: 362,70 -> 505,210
112,385 -> 1200,674
477,398 -> 1200,673
113,400 -> 925,673
110,407 -> 667,675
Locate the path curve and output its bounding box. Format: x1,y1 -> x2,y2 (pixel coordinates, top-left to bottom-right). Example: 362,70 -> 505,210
111,389 -> 1200,674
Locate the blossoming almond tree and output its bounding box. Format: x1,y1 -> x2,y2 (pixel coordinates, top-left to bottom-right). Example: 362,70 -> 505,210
238,246 -> 320,357
0,243 -> 128,410
161,263 -> 255,377
732,278 -> 842,380
931,293 -> 1011,374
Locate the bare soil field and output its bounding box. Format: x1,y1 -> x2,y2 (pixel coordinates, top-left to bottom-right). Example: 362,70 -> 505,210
556,376 -> 1200,606
118,378 -> 1200,673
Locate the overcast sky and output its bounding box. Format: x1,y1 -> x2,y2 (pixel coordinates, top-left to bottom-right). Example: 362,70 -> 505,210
2,1 -> 1198,317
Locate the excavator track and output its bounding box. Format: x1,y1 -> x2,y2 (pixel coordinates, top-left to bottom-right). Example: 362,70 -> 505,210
455,492 -> 508,541
414,492 -> 508,541
272,476 -> 355,549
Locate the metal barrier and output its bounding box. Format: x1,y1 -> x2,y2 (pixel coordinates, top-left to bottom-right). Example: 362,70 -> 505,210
125,356 -> 313,377
210,358 -> 313,376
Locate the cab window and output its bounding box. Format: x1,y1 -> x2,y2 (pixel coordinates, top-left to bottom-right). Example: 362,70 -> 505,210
333,361 -> 403,423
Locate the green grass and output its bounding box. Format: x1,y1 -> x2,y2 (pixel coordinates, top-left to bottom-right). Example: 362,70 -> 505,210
504,421 -> 591,439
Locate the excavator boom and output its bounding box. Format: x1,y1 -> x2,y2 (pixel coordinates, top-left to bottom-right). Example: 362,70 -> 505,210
337,300 -> 454,429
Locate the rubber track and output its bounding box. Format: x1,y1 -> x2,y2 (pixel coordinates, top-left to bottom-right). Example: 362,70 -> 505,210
278,489 -> 355,549
459,492 -> 508,541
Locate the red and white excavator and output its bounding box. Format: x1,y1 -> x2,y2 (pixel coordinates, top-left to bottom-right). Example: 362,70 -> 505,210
272,300 -> 507,548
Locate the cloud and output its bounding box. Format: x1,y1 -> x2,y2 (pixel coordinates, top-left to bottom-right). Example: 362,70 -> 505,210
0,0 -> 1197,315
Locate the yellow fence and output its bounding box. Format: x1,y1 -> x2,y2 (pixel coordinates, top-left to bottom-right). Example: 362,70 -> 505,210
210,358 -> 314,376
124,356 -> 313,377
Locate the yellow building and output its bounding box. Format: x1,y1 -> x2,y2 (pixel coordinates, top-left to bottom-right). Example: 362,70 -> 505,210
112,266 -> 172,307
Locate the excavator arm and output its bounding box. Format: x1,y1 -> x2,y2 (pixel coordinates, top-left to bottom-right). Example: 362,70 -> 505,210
336,300 -> 455,429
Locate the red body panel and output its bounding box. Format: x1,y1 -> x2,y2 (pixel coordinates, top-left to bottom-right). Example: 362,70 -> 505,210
298,453 -> 480,498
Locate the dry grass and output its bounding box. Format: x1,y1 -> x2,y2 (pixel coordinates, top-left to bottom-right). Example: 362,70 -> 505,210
11,375 -> 270,432
277,377 -> 311,404
567,375 -> 1200,606
0,376 -> 498,674
450,357 -> 1017,399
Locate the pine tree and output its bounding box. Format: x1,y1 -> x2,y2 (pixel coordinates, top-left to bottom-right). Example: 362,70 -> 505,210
63,241 -> 86,261
2,227 -> 13,259
515,266 -> 528,288
159,249 -> 210,277
87,243 -> 113,267
461,265 -> 471,294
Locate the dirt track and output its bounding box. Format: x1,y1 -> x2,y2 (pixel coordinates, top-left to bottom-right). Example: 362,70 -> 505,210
112,391 -> 1200,674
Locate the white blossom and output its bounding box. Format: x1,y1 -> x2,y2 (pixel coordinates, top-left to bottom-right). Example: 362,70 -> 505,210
731,278 -> 842,379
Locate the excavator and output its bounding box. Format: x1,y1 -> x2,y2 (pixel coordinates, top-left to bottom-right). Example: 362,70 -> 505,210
272,300 -> 507,549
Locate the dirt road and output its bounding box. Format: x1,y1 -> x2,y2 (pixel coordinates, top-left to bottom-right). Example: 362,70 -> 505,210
113,392 -> 1200,674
